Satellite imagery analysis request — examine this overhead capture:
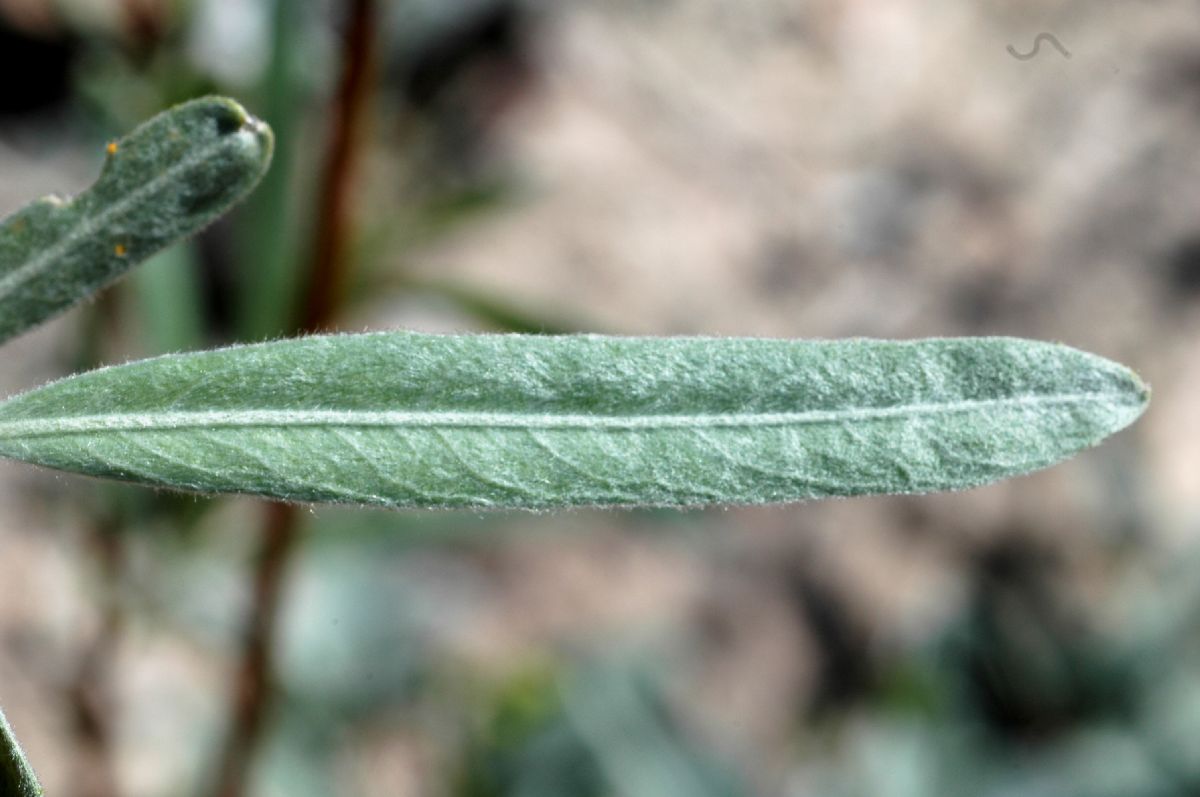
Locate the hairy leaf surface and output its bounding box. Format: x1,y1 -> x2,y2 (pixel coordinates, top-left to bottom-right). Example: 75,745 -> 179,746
0,334 -> 1148,509
0,97 -> 272,343
0,707 -> 42,797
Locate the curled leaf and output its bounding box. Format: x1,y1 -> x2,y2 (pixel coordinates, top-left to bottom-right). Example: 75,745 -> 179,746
0,96 -> 273,344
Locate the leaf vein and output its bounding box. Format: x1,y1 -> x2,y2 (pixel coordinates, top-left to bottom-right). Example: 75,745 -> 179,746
0,132 -> 247,299
0,392 -> 1119,439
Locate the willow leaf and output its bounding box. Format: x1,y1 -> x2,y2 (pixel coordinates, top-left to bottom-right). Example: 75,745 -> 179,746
0,96 -> 273,344
0,334 -> 1148,509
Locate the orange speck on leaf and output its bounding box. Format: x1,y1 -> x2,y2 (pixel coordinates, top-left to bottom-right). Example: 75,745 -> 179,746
114,244 -> 127,257
106,141 -> 118,155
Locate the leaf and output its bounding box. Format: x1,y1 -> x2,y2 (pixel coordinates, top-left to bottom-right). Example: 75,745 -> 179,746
0,334 -> 1148,509
0,96 -> 273,344
0,706 -> 44,797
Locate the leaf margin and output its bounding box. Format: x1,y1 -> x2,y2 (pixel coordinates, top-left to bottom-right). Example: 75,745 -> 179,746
0,333 -> 1150,510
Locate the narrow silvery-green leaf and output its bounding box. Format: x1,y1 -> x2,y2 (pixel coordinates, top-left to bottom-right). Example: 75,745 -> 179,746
0,334 -> 1148,509
0,96 -> 273,344
0,706 -> 43,797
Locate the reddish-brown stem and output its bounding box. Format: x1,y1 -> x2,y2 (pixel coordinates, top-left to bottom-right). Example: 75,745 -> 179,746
209,502 -> 297,797
302,0 -> 376,332
68,515 -> 124,797
209,1 -> 377,795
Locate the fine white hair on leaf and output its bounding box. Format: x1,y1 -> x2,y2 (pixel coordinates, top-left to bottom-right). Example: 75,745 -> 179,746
0,332 -> 1149,510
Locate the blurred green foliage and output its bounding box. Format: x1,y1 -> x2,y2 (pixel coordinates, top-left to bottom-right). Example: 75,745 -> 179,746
0,1 -> 1188,796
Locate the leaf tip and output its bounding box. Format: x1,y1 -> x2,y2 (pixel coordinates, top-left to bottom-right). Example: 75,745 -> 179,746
1096,357 -> 1151,439
1125,365 -> 1151,416
202,95 -> 275,175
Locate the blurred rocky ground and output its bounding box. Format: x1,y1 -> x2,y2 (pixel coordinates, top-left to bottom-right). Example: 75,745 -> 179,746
2,1 -> 1199,796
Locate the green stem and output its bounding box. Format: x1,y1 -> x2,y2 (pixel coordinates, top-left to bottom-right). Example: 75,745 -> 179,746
234,0 -> 306,340
0,706 -> 44,797
210,1 -> 377,794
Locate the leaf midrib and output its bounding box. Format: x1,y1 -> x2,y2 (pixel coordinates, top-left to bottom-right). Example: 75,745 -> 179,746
0,131 -> 244,299
0,392 -> 1122,439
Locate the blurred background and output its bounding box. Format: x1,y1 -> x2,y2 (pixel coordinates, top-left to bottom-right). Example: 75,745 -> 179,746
1,0 -> 1198,795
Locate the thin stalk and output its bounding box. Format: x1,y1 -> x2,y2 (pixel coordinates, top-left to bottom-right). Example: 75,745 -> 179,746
208,502 -> 298,797
300,0 -> 376,330
210,1 -> 376,795
235,0 -> 306,340
67,512 -> 125,797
